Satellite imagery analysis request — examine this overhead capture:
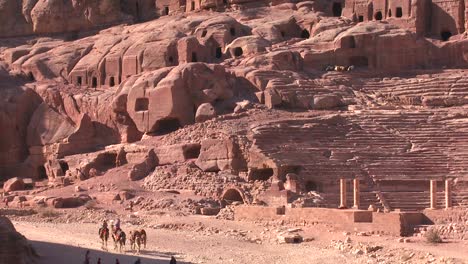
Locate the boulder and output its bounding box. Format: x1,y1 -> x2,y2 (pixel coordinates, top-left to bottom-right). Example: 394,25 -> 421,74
312,95 -> 343,110
60,195 -> 92,208
3,177 -> 25,192
277,233 -> 303,244
128,149 -> 158,181
195,103 -> 216,122
195,139 -> 245,172
154,143 -> 201,165
200,207 -> 221,216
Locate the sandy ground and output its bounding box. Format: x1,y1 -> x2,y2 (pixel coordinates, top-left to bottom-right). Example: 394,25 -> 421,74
12,215 -> 468,264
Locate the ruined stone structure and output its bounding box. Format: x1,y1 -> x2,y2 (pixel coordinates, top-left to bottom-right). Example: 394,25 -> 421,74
0,0 -> 467,222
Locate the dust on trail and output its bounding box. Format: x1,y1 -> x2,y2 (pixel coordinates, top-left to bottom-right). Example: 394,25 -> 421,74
14,221 -> 356,264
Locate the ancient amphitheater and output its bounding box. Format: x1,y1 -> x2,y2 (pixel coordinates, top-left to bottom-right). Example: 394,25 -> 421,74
0,0 -> 467,263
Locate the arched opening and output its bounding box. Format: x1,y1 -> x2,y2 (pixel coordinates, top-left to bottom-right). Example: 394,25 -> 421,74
201,30 -> 208,38
222,189 -> 244,204
301,29 -> 310,39
440,31 -> 452,41
230,27 -> 236,36
396,7 -> 403,18
305,181 -> 318,192
164,6 -> 169,15
388,9 -> 392,17
37,166 -> 47,180
349,56 -> 369,67
191,1 -> 195,11
153,118 -> 181,135
358,15 -> 364,22
58,160 -> 69,175
332,2 -> 342,17
191,52 -> 198,62
92,77 -> 97,88
249,168 -> 274,181
77,76 -> 82,86
374,11 -> 383,21
135,98 -> 149,112
233,47 -> 243,57
183,144 -> 201,159
109,77 -> 115,87
215,47 -> 223,59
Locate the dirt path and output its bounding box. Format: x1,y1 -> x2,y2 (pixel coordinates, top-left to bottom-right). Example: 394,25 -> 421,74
14,220 -> 360,264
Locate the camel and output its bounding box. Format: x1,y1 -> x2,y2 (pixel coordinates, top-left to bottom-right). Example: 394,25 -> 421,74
111,226 -> 126,253
98,226 -> 109,250
139,229 -> 147,249
129,230 -> 142,253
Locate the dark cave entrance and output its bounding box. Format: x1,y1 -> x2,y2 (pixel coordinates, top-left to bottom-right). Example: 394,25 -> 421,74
37,166 -> 48,180
332,2 -> 342,17
153,118 -> 182,135
440,30 -> 452,41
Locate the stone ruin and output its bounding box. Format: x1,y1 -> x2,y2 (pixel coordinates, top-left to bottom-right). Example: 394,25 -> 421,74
0,0 -> 467,239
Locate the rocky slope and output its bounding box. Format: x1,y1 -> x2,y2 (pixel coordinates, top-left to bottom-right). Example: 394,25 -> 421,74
0,0 -> 467,215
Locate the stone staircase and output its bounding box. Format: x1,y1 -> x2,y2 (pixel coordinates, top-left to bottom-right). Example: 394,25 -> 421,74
250,109 -> 468,210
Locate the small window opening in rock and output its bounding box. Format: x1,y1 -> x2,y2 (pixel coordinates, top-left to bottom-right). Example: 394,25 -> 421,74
28,72 -> 35,81
38,166 -> 48,180
233,47 -> 243,57
396,7 -> 403,18
183,144 -> 201,159
215,47 -> 223,59
223,0 -> 227,4
164,6 -> 169,15
301,29 -> 310,39
92,77 -> 97,88
109,77 -> 115,87
135,98 -> 149,112
77,76 -> 82,86
374,11 -> 383,20
280,31 -> 285,38
58,161 -> 69,174
201,30 -> 208,38
230,27 -> 236,36
250,168 -> 274,181
191,1 -> 195,11
153,118 -> 181,135
222,189 -> 244,204
168,56 -> 174,64
358,15 -> 364,22
440,30 -> 452,41
332,2 -> 342,17
191,52 -> 198,62
388,9 -> 392,17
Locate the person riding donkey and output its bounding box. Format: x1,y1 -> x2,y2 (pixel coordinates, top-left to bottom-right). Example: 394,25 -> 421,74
99,220 -> 110,249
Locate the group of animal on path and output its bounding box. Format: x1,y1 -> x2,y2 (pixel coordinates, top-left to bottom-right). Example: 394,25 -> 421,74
98,219 -> 147,254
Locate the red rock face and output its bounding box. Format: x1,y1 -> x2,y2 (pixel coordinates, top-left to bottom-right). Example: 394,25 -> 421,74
0,0 -> 467,212
0,216 -> 37,264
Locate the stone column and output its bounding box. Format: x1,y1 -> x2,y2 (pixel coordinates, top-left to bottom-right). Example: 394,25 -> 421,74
353,178 -> 360,209
430,180 -> 437,209
339,178 -> 347,209
445,179 -> 452,209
